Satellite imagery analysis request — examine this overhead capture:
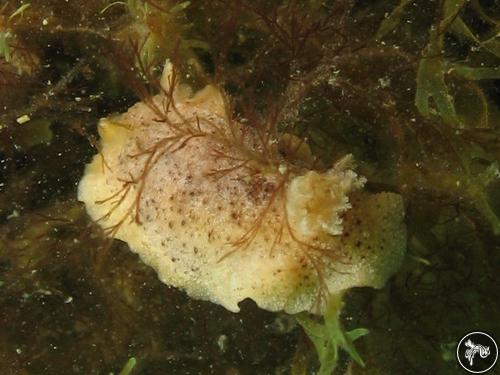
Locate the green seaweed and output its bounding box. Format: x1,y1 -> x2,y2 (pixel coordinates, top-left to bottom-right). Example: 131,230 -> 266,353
449,64 -> 500,81
414,0 -> 499,127
296,295 -> 369,374
0,31 -> 11,62
374,0 -> 411,41
415,52 -> 459,126
414,0 -> 464,126
118,357 -> 137,375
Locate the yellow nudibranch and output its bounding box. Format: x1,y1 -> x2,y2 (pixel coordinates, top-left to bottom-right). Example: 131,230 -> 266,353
78,65 -> 406,314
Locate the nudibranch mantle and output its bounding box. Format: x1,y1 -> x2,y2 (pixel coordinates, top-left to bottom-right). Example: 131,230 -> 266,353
78,69 -> 406,314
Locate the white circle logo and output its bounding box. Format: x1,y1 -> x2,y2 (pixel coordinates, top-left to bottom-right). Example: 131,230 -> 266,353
456,332 -> 498,373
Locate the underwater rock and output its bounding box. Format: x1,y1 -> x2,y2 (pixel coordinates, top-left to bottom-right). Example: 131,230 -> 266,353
78,67 -> 407,314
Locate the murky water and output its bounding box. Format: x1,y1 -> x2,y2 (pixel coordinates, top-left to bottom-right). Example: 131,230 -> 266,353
1,1 -> 499,374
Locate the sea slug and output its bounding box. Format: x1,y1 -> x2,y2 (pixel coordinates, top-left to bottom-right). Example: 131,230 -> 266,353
78,65 -> 406,314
